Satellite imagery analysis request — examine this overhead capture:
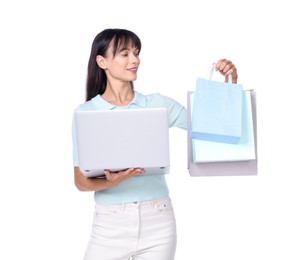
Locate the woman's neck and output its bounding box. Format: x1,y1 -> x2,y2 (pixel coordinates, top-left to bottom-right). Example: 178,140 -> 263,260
102,83 -> 134,106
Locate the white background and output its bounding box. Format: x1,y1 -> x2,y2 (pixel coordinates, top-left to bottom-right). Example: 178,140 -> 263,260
1,0 -> 293,259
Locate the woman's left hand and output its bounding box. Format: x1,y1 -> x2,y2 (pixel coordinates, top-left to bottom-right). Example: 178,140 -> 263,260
214,59 -> 238,84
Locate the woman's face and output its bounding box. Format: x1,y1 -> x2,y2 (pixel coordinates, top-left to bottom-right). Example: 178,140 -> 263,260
98,41 -> 140,83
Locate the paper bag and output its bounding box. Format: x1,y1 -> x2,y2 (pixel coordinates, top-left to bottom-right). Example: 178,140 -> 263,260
191,91 -> 256,163
187,90 -> 258,177
190,74 -> 243,144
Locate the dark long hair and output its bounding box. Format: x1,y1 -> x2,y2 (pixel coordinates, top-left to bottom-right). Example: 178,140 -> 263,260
85,28 -> 142,101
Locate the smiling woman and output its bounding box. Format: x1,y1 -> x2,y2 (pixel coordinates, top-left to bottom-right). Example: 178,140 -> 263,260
71,28 -> 238,260
1,0 -> 293,259
85,29 -> 142,103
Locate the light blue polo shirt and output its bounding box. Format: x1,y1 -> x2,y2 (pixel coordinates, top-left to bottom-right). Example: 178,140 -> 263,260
72,91 -> 187,204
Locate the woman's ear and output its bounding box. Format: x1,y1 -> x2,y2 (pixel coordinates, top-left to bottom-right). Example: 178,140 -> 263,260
96,55 -> 107,69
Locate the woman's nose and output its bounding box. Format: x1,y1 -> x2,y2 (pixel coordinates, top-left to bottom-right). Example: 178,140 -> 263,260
131,54 -> 140,63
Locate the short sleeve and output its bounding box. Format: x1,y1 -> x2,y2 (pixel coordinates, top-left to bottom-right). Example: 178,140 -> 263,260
71,112 -> 79,166
159,94 -> 187,130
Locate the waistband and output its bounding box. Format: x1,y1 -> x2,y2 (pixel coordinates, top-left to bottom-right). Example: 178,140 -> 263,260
95,196 -> 171,210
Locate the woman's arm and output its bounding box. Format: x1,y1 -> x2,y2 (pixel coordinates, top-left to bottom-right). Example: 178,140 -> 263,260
74,167 -> 144,192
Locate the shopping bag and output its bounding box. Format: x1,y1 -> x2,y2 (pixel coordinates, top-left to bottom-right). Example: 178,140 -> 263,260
190,67 -> 243,144
190,90 -> 256,163
187,90 -> 258,177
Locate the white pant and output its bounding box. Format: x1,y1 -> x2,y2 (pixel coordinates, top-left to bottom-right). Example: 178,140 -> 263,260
83,197 -> 177,260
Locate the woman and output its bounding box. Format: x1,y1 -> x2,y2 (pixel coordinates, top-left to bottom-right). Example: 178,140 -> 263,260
72,28 -> 238,260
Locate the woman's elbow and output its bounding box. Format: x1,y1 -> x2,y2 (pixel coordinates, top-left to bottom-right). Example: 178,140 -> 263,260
74,167 -> 89,191
74,179 -> 87,191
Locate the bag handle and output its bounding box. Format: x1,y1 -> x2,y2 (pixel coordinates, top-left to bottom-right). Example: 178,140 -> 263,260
209,64 -> 233,83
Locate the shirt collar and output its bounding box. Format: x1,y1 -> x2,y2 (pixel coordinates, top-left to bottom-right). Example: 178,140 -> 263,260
130,91 -> 147,107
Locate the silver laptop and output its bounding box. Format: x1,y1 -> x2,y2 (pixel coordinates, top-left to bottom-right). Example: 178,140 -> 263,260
74,108 -> 170,177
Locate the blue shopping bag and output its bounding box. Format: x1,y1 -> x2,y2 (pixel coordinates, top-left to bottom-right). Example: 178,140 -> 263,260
190,90 -> 256,163
191,67 -> 243,144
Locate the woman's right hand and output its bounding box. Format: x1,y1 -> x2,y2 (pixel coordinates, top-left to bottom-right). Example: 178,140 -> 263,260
74,167 -> 144,192
104,168 -> 145,185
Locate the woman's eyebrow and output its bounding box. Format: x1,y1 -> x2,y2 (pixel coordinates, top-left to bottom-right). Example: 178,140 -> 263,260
119,47 -> 129,51
118,45 -> 138,52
